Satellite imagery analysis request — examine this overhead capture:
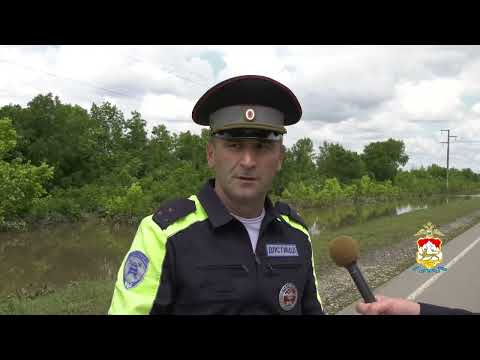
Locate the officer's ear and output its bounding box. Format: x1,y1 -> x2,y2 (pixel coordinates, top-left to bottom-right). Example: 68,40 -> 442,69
206,138 -> 216,169
277,144 -> 286,171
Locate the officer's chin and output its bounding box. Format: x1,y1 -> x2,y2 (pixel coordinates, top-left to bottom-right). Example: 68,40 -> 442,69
232,187 -> 266,202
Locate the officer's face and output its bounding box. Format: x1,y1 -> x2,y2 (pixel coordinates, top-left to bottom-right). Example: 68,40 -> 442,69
207,138 -> 284,204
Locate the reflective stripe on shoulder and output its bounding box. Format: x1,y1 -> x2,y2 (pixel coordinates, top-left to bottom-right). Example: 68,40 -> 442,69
162,195 -> 208,238
279,215 -> 309,237
279,215 -> 324,310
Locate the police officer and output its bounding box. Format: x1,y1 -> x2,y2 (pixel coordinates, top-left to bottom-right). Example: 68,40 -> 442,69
108,75 -> 325,315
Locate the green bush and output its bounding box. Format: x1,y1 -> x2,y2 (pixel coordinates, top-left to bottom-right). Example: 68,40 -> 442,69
0,117 -> 54,226
104,182 -> 153,222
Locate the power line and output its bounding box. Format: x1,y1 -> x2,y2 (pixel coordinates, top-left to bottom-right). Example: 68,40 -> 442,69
0,58 -> 139,100
0,57 -> 149,115
0,53 -> 212,108
126,55 -> 210,88
127,54 -> 211,82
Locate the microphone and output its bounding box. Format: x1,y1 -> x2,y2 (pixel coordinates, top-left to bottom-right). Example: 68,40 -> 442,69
329,235 -> 376,303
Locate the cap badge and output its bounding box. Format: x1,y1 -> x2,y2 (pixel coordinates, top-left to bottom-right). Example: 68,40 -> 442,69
245,108 -> 255,121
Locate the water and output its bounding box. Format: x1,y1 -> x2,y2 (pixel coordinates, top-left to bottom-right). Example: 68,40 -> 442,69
0,195 -> 477,296
0,219 -> 136,297
301,196 -> 471,236
395,204 -> 428,216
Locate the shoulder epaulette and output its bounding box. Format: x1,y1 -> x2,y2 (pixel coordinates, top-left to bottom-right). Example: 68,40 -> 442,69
152,198 -> 196,230
275,201 -> 308,230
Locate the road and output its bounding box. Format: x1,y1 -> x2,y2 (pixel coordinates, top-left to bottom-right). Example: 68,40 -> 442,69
337,222 -> 480,314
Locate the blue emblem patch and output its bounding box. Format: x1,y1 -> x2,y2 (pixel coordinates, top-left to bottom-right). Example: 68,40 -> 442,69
123,251 -> 149,289
266,244 -> 299,257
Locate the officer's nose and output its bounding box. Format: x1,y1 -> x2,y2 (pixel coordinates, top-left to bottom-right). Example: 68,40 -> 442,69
239,147 -> 256,169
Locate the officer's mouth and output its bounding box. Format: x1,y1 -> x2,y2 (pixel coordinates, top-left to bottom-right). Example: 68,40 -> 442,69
235,176 -> 258,182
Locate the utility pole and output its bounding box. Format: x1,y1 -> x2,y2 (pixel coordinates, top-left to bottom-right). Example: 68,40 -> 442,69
440,129 -> 457,193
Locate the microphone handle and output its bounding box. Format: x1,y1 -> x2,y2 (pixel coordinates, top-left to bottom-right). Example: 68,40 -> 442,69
346,262 -> 376,303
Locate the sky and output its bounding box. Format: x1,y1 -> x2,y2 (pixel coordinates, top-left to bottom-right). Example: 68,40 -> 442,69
1,45 -> 480,172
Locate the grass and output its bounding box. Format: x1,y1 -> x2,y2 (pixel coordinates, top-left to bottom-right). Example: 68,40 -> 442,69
0,280 -> 115,315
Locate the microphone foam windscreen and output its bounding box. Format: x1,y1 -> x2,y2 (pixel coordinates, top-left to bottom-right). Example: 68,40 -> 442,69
329,235 -> 359,267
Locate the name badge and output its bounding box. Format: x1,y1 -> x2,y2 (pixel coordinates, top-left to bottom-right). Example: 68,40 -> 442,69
266,244 -> 298,257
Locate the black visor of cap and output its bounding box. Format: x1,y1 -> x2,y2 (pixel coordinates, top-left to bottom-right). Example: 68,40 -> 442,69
212,129 -> 283,141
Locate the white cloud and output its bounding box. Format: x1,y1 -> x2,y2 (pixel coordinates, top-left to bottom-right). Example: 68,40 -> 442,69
394,78 -> 464,121
472,102 -> 480,114
2,45 -> 480,172
139,93 -> 197,133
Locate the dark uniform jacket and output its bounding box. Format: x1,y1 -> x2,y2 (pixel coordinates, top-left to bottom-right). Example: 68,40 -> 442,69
109,179 -> 325,315
419,302 -> 475,315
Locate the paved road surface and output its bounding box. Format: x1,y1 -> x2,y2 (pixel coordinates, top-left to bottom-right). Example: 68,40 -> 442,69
337,222 -> 480,314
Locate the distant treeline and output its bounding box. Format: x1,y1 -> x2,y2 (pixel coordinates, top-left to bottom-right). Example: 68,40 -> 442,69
1,93 -> 479,230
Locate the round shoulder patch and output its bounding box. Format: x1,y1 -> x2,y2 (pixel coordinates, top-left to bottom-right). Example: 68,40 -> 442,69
279,282 -> 298,311
123,251 -> 149,289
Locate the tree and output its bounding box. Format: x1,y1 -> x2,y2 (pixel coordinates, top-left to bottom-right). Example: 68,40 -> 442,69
0,104 -> 24,160
290,138 -> 316,179
0,116 -> 17,158
3,94 -> 103,187
90,101 -> 126,155
0,117 -> 54,222
124,111 -> 147,152
362,138 -> 409,181
173,130 -> 209,171
274,138 -> 317,195
317,141 -> 367,183
427,164 -> 446,179
144,124 -> 176,178
460,168 -> 478,182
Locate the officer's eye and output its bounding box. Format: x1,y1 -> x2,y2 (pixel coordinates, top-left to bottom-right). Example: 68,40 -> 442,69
256,142 -> 273,150
226,142 -> 242,150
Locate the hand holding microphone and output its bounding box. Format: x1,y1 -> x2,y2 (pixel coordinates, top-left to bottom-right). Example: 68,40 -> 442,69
329,235 -> 376,303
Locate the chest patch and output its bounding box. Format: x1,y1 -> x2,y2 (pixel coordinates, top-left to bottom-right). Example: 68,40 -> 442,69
279,282 -> 298,311
266,244 -> 298,257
